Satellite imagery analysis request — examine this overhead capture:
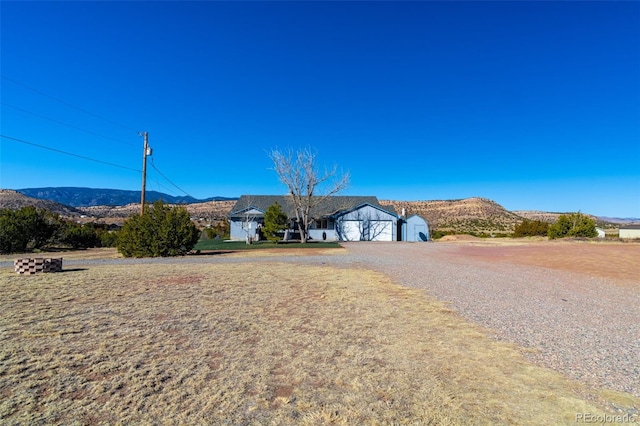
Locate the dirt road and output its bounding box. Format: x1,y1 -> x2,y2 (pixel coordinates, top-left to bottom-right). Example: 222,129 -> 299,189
339,241 -> 640,399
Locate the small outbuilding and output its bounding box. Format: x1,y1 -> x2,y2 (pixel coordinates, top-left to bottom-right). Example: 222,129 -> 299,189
619,224 -> 640,239
402,214 -> 430,242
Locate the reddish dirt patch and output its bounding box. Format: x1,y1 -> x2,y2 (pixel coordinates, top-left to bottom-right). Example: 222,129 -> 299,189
456,241 -> 640,286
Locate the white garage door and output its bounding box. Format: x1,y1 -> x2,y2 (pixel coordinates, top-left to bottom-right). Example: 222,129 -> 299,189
340,221 -> 361,241
371,221 -> 393,241
340,220 -> 393,241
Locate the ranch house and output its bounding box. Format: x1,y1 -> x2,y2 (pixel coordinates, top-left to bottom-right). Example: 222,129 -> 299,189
229,195 -> 429,242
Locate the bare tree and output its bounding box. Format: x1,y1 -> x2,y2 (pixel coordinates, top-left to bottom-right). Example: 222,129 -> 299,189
268,147 -> 349,243
335,208 -> 391,241
238,196 -> 260,244
356,209 -> 392,241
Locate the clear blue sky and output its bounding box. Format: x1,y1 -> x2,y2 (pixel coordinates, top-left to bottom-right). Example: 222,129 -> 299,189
1,1 -> 639,217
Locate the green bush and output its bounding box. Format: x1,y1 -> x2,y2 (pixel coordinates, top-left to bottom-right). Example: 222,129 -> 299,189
59,222 -> 105,249
548,213 -> 597,240
100,230 -> 119,247
0,207 -> 60,253
262,202 -> 288,242
205,221 -> 230,240
117,200 -> 199,257
513,219 -> 549,237
0,209 -> 24,253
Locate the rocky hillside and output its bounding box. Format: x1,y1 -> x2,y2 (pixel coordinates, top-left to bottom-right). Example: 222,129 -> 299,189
0,190 -> 80,217
513,210 -> 623,231
381,197 -> 525,235
512,210 -> 564,223
77,200 -> 236,222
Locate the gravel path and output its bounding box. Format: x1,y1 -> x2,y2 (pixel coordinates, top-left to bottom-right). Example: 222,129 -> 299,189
338,242 -> 640,400
3,243 -> 639,400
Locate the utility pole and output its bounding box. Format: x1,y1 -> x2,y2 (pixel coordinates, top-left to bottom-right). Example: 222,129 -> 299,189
140,132 -> 151,215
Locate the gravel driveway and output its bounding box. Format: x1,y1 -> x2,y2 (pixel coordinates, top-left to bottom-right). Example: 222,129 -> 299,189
3,242 -> 638,400
337,242 -> 640,400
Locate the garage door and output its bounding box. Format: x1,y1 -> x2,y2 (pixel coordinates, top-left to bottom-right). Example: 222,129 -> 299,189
340,220 -> 393,241
371,221 -> 393,241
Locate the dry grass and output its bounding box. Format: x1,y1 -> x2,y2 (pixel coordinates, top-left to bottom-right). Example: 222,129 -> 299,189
0,260 -> 634,425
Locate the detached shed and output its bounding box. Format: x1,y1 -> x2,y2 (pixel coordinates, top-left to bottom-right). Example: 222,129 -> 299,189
403,214 -> 430,242
619,224 -> 640,239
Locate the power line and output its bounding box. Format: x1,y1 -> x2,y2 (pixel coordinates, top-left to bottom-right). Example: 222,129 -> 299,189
2,102 -> 137,148
1,74 -> 139,133
1,134 -> 141,173
150,157 -> 193,198
150,174 -> 180,198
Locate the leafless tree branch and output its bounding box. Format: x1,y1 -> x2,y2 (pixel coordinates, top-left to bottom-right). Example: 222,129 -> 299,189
268,147 -> 349,242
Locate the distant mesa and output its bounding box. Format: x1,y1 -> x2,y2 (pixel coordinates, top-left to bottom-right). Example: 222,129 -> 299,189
16,187 -> 237,207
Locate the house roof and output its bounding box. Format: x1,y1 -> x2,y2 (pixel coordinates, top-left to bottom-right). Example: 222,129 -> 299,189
620,224 -> 640,230
229,195 -> 397,218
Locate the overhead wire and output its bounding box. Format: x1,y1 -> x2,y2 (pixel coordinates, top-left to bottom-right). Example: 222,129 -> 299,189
2,102 -> 137,148
1,74 -> 139,133
151,177 -> 181,198
2,76 -> 197,199
149,157 -> 193,198
1,134 -> 141,173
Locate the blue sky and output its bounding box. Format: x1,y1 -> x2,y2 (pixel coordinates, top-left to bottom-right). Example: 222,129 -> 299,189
1,1 -> 639,217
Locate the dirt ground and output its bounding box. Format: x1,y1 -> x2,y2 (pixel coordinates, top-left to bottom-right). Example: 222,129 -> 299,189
2,240 -> 638,286
446,240 -> 640,286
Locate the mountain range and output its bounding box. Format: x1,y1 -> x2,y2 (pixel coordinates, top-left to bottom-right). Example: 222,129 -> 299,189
17,187 -> 236,207
2,187 -> 638,234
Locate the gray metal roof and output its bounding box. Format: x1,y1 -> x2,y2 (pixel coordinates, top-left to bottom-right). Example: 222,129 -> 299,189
229,195 -> 396,218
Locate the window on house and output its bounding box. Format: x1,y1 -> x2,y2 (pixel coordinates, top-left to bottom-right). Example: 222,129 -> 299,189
318,219 -> 331,229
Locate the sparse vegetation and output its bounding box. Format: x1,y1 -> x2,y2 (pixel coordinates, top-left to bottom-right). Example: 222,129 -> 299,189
0,207 -> 113,253
0,206 -> 59,253
204,220 -> 230,240
548,212 -> 598,240
431,229 -> 455,240
0,260 -> 623,424
117,200 -> 199,257
513,219 -> 549,237
383,198 -> 523,237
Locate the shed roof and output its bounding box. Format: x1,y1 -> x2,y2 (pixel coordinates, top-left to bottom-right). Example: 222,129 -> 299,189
230,195 -> 396,218
620,224 -> 640,230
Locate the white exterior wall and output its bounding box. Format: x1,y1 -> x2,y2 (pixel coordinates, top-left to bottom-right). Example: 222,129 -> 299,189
336,205 -> 397,241
228,207 -> 264,241
619,228 -> 640,239
308,229 -> 338,242
229,219 -> 260,241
